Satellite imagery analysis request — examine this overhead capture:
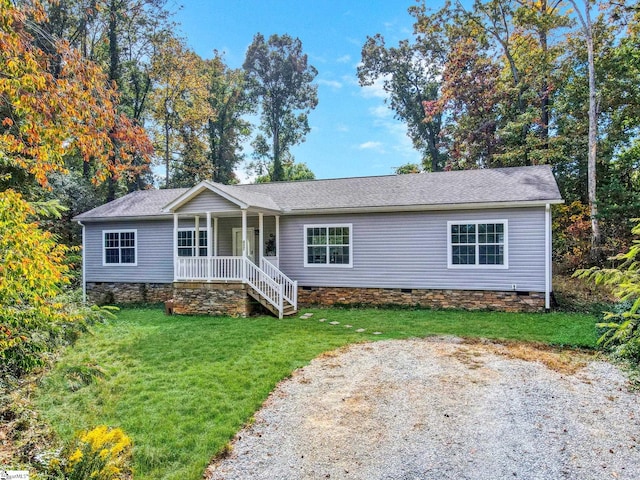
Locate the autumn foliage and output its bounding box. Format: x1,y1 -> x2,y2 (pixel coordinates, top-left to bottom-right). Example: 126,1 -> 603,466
0,0 -> 152,188
0,189 -> 79,375
0,0 -> 132,378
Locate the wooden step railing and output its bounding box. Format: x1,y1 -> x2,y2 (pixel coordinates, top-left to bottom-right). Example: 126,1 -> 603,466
174,256 -> 296,318
243,257 -> 284,318
260,258 -> 297,311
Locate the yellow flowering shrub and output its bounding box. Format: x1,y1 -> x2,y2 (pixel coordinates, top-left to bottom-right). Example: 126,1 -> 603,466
52,426 -> 132,480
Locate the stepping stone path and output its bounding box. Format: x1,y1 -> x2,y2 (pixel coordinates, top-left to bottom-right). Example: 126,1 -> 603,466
302,315 -> 379,335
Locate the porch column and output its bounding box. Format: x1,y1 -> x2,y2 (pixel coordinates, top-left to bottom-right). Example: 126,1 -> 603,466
213,217 -> 218,256
275,215 -> 280,259
194,215 -> 200,257
206,212 -> 212,280
258,212 -> 264,263
241,209 -> 247,257
173,213 -> 178,281
241,209 -> 248,280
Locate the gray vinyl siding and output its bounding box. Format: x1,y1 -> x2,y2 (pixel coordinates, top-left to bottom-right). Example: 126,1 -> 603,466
84,208 -> 546,291
177,190 -> 239,214
278,207 -> 547,292
83,215 -> 278,284
84,219 -> 174,283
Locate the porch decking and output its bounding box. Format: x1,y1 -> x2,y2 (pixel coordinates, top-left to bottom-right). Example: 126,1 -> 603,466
174,256 -> 297,318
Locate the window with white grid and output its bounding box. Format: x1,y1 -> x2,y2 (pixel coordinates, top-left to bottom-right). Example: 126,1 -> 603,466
103,230 -> 137,265
304,224 -> 352,267
448,221 -> 508,269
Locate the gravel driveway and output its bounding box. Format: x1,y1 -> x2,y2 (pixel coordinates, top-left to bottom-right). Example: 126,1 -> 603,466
207,337 -> 640,480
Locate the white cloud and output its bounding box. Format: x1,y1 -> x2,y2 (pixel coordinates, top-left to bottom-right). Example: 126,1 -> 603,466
336,54 -> 351,64
335,123 -> 349,133
360,75 -> 389,99
370,105 -> 391,119
358,141 -> 384,151
317,79 -> 343,89
341,75 -> 360,87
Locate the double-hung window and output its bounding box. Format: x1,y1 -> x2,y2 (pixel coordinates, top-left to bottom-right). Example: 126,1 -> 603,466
177,229 -> 208,257
304,224 -> 352,267
103,230 -> 137,265
447,220 -> 508,268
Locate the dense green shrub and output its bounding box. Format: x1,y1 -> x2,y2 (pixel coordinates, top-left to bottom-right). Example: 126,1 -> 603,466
0,190 -> 116,380
575,220 -> 640,362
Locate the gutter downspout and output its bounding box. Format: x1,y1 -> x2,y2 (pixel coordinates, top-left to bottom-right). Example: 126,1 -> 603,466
77,221 -> 86,304
545,204 -> 551,311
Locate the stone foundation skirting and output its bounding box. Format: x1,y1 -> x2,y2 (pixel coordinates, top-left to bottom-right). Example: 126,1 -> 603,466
87,282 -> 173,305
172,282 -> 254,317
297,286 -> 545,312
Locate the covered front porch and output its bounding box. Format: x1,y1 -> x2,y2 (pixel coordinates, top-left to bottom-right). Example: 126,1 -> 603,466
164,181 -> 297,318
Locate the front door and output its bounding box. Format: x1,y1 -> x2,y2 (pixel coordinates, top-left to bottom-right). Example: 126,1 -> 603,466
232,228 -> 255,262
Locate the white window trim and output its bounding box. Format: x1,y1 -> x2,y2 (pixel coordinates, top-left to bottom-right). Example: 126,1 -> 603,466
177,228 -> 208,257
303,223 -> 353,268
102,229 -> 138,266
447,220 -> 509,269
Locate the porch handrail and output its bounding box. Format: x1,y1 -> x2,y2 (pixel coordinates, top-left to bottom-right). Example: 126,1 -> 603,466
175,256 -> 243,281
260,258 -> 298,311
243,257 -> 284,319
174,256 -> 296,318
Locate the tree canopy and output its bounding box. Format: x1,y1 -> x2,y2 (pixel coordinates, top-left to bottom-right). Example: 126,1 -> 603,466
243,33 -> 318,182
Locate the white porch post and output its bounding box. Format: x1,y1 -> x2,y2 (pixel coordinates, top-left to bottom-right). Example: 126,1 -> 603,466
242,209 -> 247,257
194,215 -> 200,257
242,209 -> 248,280
213,217 -> 218,256
275,215 -> 280,260
173,213 -> 178,281
206,212 -> 212,280
259,212 -> 264,263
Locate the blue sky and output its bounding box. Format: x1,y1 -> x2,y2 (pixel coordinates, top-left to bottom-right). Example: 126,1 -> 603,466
172,0 -> 438,181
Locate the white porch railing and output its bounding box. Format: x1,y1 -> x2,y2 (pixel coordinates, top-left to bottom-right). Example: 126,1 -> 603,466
244,259 -> 283,318
174,256 -> 295,319
175,256 -> 243,281
261,258 -> 297,311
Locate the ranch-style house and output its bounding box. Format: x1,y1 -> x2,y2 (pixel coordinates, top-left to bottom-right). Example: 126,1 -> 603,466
75,165 -> 563,317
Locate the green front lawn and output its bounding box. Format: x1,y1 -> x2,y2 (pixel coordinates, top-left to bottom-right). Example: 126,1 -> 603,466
35,307 -> 598,480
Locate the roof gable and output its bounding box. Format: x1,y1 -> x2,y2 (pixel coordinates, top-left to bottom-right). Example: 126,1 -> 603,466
163,180 -> 281,214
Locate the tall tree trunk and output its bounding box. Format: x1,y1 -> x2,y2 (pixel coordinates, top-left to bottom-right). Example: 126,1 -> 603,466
106,0 -> 120,202
165,112 -> 170,187
570,0 -> 601,260
539,0 -> 550,150
586,13 -> 601,258
272,124 -> 283,181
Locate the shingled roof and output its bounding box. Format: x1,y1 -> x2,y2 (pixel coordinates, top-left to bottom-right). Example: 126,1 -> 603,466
74,165 -> 562,221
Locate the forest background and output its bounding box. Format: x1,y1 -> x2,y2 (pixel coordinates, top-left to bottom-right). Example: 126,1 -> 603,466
0,0 -> 639,374
1,0 -> 639,472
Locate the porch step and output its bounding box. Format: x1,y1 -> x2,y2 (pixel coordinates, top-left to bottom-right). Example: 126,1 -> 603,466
247,287 -> 297,318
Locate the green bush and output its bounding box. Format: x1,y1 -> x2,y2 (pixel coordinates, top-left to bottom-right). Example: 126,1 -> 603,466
575,220 -> 640,363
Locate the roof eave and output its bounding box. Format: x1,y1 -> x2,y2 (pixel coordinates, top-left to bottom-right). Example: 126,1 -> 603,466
73,214 -> 174,222
282,199 -> 564,216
